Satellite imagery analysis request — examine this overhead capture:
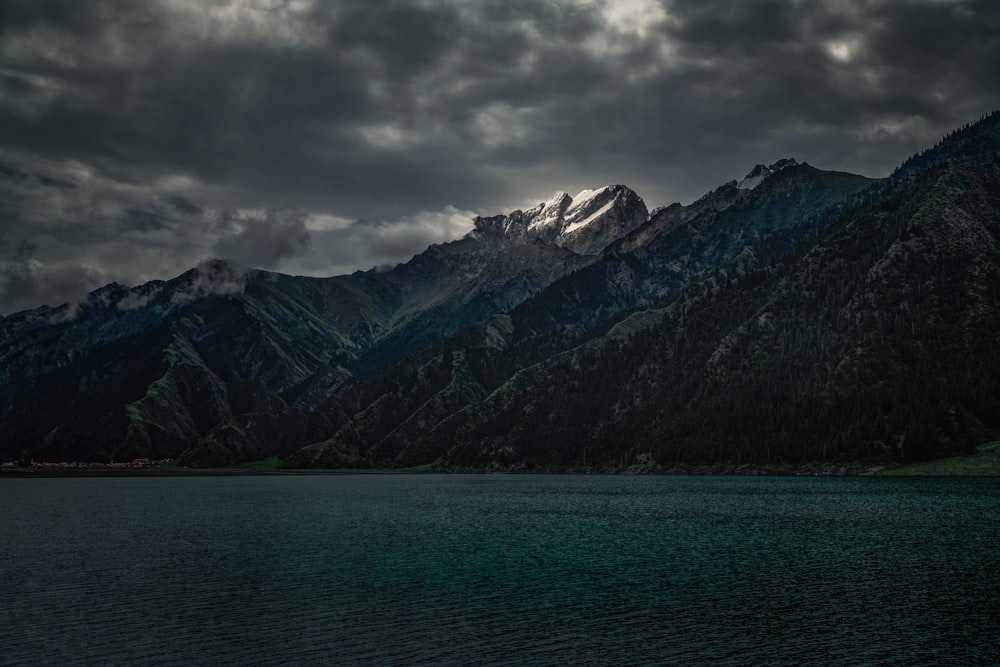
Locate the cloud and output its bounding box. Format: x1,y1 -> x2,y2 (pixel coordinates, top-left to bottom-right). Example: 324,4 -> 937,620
213,209 -> 311,269
0,0 -> 998,314
0,257 -> 106,315
116,284 -> 162,311
170,258 -> 249,305
285,206 -> 479,277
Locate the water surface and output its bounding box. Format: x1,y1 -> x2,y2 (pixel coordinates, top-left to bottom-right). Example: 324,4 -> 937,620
1,475 -> 998,665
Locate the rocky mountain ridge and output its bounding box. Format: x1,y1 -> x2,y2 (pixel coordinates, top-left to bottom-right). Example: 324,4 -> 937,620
0,180 -> 650,463
737,158 -> 798,189
469,184 -> 649,255
285,112 -> 1000,471
508,160 -> 877,338
3,110 -> 998,468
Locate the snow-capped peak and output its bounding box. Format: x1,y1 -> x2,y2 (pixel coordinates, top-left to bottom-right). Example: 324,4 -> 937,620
545,191 -> 572,207
528,191 -> 572,213
563,200 -> 615,235
565,186 -> 611,217
527,191 -> 571,231
737,158 -> 798,190
468,184 -> 647,255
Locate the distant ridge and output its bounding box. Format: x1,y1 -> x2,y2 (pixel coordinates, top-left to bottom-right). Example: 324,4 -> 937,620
3,111 -> 998,470
892,109 -> 1000,180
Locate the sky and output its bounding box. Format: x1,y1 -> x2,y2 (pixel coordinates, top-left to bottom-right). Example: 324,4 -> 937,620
1,0 -> 999,315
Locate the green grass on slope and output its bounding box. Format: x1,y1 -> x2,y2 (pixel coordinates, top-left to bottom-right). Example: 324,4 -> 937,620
232,456 -> 436,473
231,456 -> 283,470
879,441 -> 1000,476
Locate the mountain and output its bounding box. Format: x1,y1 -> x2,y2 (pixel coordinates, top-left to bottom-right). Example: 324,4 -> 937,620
737,158 -> 799,190
471,184 -> 649,255
436,159 -> 1000,470
286,112 -> 1000,471
4,112 -> 998,470
0,262 -> 373,464
355,185 -> 649,364
0,186 -> 648,464
509,159 -> 876,337
891,110 -> 1000,180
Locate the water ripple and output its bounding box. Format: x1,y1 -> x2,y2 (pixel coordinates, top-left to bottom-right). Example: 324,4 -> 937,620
1,475 -> 999,665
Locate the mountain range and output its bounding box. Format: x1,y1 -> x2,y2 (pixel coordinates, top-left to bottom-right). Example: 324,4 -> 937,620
2,110 -> 998,470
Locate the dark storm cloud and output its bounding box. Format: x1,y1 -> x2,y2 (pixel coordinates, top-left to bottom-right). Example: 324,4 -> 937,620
1,0 -> 998,314
163,195 -> 202,216
213,209 -> 311,268
297,207 -> 479,277
0,260 -> 106,317
0,232 -> 106,315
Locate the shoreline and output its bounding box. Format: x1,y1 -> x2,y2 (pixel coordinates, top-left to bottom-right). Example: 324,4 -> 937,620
0,463 -> 951,478
4,443 -> 998,478
0,467 -> 360,478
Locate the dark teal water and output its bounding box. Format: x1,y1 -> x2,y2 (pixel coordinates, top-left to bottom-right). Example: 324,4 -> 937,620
1,475 -> 998,665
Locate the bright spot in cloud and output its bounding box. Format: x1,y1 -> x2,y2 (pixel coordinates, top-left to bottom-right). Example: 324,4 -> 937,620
598,0 -> 670,37
825,36 -> 862,63
474,103 -> 534,148
583,0 -> 673,61
162,0 -> 324,49
358,123 -> 418,150
306,214 -> 353,231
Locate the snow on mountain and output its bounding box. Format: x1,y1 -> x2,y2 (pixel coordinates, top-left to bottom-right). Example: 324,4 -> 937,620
527,192 -> 572,233
469,184 -> 648,255
564,186 -> 610,218
563,200 -> 615,235
738,158 -> 798,189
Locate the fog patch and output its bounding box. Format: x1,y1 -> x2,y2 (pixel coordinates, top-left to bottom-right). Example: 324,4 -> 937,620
0,257 -> 106,316
285,205 -> 478,277
169,259 -> 248,305
116,284 -> 163,311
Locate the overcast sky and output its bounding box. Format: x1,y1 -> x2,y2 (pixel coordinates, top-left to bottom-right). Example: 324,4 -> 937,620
1,0 -> 999,314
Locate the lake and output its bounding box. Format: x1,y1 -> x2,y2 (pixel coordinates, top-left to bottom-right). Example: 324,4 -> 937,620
1,474 -> 998,665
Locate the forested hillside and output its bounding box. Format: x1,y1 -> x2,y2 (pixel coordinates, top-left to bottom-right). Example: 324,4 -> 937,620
3,112 -> 998,469
289,114 -> 1000,470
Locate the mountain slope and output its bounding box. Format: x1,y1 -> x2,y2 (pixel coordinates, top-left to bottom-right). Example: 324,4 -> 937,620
288,114 -> 1000,471
0,187 -> 649,464
892,109 -> 1000,180
6,113 -> 997,469
433,159 -> 1000,469
469,184 -> 649,255
510,161 -> 876,337
0,262 -> 375,463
